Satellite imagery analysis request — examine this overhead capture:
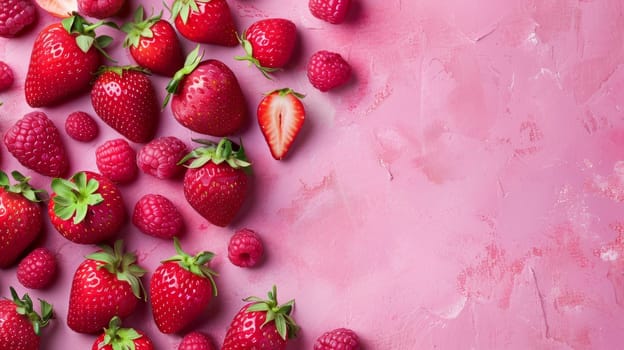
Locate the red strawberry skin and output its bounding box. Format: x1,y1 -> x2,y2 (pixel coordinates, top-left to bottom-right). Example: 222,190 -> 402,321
0,188 -> 42,268
91,68 -> 159,143
244,18 -> 297,69
92,330 -> 154,350
222,303 -> 287,350
173,0 -> 237,46
0,299 -> 39,350
128,19 -> 185,76
25,22 -> 101,107
171,60 -> 246,136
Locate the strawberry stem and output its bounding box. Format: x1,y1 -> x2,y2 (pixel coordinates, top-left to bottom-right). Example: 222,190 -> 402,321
161,237 -> 219,296
178,138 -> 251,170
9,287 -> 54,336
97,316 -> 144,349
244,285 -> 299,340
122,6 -> 162,49
234,31 -> 279,79
61,13 -> 118,61
0,170 -> 46,202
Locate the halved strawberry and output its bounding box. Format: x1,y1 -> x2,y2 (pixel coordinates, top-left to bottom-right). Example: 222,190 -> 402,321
33,0 -> 77,17
257,88 -> 305,160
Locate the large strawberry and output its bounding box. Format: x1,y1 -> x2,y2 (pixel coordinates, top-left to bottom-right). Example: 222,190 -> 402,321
0,287 -> 53,350
0,171 -> 44,268
92,317 -> 154,350
48,171 -> 126,244
170,0 -> 237,46
25,13 -> 115,107
222,286 -> 299,350
179,138 -> 250,227
165,47 -> 247,136
257,88 -> 306,160
91,66 -> 159,143
150,237 -> 218,334
68,240 -> 146,334
122,6 -> 185,76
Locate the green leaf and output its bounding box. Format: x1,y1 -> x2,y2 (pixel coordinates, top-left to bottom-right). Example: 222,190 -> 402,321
73,202 -> 88,224
76,35 -> 95,53
61,16 -> 76,33
0,171 -> 9,187
275,316 -> 287,340
96,35 -> 114,49
54,204 -> 77,221
134,5 -> 144,22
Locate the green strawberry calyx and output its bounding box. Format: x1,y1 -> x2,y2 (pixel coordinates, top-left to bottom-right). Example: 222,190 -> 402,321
244,285 -> 299,341
163,45 -> 203,107
168,0 -> 210,24
234,31 -> 279,79
121,6 -> 162,49
97,316 -> 143,350
87,240 -> 147,300
9,287 -> 54,336
0,170 -> 47,202
178,138 -> 251,170
161,237 -> 218,296
51,171 -> 104,225
61,13 -> 118,61
266,88 -> 306,99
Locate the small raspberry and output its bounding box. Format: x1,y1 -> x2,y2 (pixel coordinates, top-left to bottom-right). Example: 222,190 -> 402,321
309,0 -> 351,24
65,111 -> 99,142
307,50 -> 352,92
96,138 -> 137,183
17,247 -> 57,290
178,331 -> 216,350
0,0 -> 37,38
77,0 -> 125,19
137,136 -> 188,179
133,194 -> 184,239
228,228 -> 264,268
0,61 -> 14,92
314,328 -> 360,350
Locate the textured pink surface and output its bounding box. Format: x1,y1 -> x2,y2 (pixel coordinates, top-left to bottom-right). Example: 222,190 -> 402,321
1,0 -> 624,348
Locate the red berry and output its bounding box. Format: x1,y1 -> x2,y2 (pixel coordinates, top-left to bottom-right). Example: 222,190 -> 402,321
307,50 -> 351,92
0,0 -> 36,37
65,111 -> 99,142
228,228 -> 264,268
137,136 -> 188,179
0,61 -> 14,91
132,194 -> 184,239
178,331 -> 216,350
96,139 -> 138,184
314,328 -> 360,350
309,0 -> 351,24
78,0 -> 124,19
17,247 -> 57,289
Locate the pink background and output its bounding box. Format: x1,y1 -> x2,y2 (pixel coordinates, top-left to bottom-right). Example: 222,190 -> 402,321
2,0 -> 624,348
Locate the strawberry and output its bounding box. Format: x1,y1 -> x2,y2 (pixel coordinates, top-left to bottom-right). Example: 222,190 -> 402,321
178,331 -> 215,350
308,0 -> 351,24
180,138 -> 250,227
65,111 -> 99,142
314,328 -> 360,350
78,0 -> 124,19
95,138 -> 138,184
122,6 -> 185,76
235,18 -> 297,77
150,237 -> 218,334
17,247 -> 57,290
0,287 -> 53,350
307,50 -> 351,92
68,240 -> 146,334
91,66 -> 159,143
132,194 -> 184,239
257,88 -> 306,160
48,171 -> 126,244
170,0 -> 237,46
165,47 -> 247,136
0,171 -> 44,268
137,136 -> 188,179
222,286 -> 299,350
4,111 -> 69,177
25,14 -> 115,107
0,0 -> 37,37
92,316 -> 154,350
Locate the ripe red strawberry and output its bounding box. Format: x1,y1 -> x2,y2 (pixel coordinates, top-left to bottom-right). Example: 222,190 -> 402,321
309,0 -> 351,24
96,138 -> 138,184
307,50 -> 351,92
65,111 -> 99,142
132,194 -> 184,239
78,0 -> 124,19
122,6 -> 185,76
228,228 -> 264,268
178,331 -> 215,350
180,138 -> 250,227
92,317 -> 154,350
222,286 -> 299,350
17,248 -> 57,290
257,88 -> 305,160
170,0 -> 237,46
165,47 -> 247,136
68,240 -> 146,334
4,111 -> 69,177
137,136 -> 188,179
0,0 -> 37,37
314,328 -> 360,350
91,66 -> 159,143
25,14 -> 115,107
0,171 -> 44,268
48,171 -> 126,244
0,61 -> 14,91
235,18 -> 297,77
0,287 -> 53,350
150,237 -> 218,334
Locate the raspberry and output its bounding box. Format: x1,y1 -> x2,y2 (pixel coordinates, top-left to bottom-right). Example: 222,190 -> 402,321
314,328 -> 360,350
0,0 -> 37,38
309,0 -> 351,24
65,111 -> 99,142
132,194 -> 184,239
77,0 -> 125,19
307,50 -> 352,92
0,61 -> 14,92
137,136 -> 188,179
95,138 -> 138,183
178,331 -> 216,350
17,247 -> 57,289
228,228 -> 264,268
